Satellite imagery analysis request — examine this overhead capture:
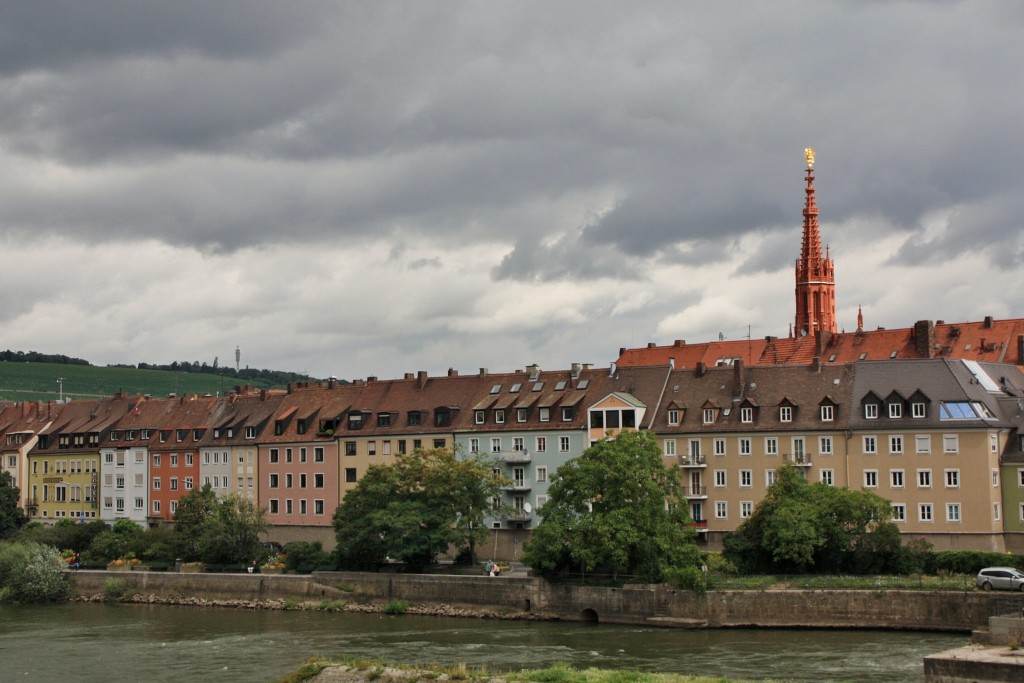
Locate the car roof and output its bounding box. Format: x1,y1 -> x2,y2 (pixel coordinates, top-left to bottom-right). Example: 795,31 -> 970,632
980,567 -> 1021,572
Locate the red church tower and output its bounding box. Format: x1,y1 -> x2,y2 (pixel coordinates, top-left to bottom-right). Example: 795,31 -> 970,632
794,147 -> 837,336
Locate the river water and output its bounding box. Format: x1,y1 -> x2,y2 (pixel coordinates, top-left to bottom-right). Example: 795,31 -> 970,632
0,603 -> 965,682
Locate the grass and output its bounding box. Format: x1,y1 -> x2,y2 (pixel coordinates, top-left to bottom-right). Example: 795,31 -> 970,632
276,660 -> 776,683
101,578 -> 134,602
382,599 -> 409,615
706,572 -> 977,591
0,360 -> 296,402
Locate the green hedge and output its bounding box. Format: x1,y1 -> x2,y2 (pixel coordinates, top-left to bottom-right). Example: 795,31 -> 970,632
931,550 -> 1024,575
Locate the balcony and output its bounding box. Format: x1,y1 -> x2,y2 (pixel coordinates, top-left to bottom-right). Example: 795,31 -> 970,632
783,453 -> 812,467
501,481 -> 531,492
502,510 -> 532,523
497,450 -> 531,464
682,485 -> 707,499
687,519 -> 708,534
678,455 -> 706,468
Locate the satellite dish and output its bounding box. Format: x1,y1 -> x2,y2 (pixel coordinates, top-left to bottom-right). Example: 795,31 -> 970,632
523,502 -> 532,513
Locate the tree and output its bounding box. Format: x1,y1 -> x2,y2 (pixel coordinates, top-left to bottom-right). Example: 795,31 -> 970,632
724,464 -> 901,574
522,430 -> 700,582
333,448 -> 506,572
0,541 -> 70,604
196,494 -> 268,565
172,484 -> 219,561
0,472 -> 23,539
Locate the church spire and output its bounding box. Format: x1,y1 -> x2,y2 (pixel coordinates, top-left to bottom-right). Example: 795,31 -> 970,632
794,147 -> 837,336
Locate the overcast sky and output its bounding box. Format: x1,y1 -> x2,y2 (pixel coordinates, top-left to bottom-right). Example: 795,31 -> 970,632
2,1 -> 1022,382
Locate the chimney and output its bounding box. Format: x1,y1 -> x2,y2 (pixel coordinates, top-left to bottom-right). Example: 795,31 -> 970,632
984,315 -> 994,328
674,340 -> 685,347
647,342 -> 656,348
260,389 -> 267,402
404,373 -> 414,380
327,378 -> 335,390
527,364 -> 540,381
448,368 -> 458,377
914,320 -> 935,358
696,362 -> 707,377
287,383 -> 293,394
417,371 -> 428,388
478,368 -> 488,376
570,362 -> 582,379
814,331 -> 832,357
733,359 -> 744,394
812,356 -> 822,372
366,376 -> 377,383
619,347 -> 625,356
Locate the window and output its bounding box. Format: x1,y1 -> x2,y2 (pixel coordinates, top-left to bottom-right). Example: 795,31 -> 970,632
740,407 -> 753,423
994,503 -> 1000,521
116,475 -> 124,489
819,436 -> 832,455
820,469 -> 834,486
345,442 -> 356,456
740,501 -> 753,518
116,498 -> 125,512
663,439 -> 676,457
469,438 -> 480,453
738,438 -> 751,456
269,474 -> 279,488
667,409 -> 680,426
889,435 -> 903,454
407,411 -> 421,426
739,470 -> 752,488
943,435 -> 959,454
495,410 -> 505,424
245,426 -> 255,439
715,501 -> 727,519
779,405 -> 793,422
170,477 -> 178,491
376,413 -> 392,428
944,469 -> 960,488
517,408 -> 528,423
315,500 -> 325,515
269,500 -> 279,514
714,438 -> 726,456
170,501 -> 177,514
917,469 -> 932,488
890,470 -> 904,488
863,436 -> 877,454
368,441 -> 376,456
286,500 -> 293,514
561,406 -> 574,422
702,408 -> 715,424
315,447 -> 324,462
491,437 -> 501,453
345,468 -> 357,483
915,435 -> 931,454
864,470 -> 878,488
946,503 -> 961,523
689,440 -> 702,458
912,402 -> 926,418
536,436 -> 547,452
993,469 -> 1000,488
153,500 -> 161,514
765,437 -> 778,456
559,436 -> 570,452
539,408 -> 550,422
536,466 -> 547,483
714,470 -> 726,488
792,437 -> 805,461
314,473 -> 324,488
820,405 -> 834,422
919,503 -> 933,522
153,478 -> 161,490
134,497 -> 143,510
270,449 -> 279,463
765,469 -> 776,487
889,403 -> 902,418
184,477 -> 193,490
286,448 -> 293,463
892,504 -> 906,522
864,403 -> 878,419
300,447 -> 307,463
285,473 -> 293,489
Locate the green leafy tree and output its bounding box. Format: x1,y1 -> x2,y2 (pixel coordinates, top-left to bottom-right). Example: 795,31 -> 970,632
0,472 -> 23,539
333,448 -> 506,572
522,430 -> 700,582
0,541 -> 70,603
172,484 -> 219,561
196,494 -> 269,565
724,464 -> 901,573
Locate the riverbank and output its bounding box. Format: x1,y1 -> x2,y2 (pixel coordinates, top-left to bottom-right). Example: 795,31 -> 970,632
67,569 -> 1018,632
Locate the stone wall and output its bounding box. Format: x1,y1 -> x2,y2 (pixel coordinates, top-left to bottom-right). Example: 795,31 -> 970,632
69,570 -> 1007,632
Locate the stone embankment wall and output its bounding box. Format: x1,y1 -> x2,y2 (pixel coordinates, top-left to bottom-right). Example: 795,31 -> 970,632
69,570 -> 1004,632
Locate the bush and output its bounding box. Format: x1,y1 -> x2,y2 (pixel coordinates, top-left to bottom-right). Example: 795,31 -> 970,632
932,550 -> 1023,575
283,541 -> 334,573
0,541 -> 71,604
382,599 -> 408,615
102,577 -> 134,602
663,565 -> 707,594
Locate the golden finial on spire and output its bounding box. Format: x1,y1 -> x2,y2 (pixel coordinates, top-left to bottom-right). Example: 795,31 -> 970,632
804,147 -> 815,169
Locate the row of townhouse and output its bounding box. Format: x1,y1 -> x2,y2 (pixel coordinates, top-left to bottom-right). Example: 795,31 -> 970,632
3,358 -> 1024,554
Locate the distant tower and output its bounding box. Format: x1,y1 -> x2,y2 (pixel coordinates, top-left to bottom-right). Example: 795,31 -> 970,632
235,346 -> 241,372
794,147 -> 837,336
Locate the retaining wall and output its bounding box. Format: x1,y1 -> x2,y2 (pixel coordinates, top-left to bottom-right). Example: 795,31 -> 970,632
69,570 -> 1007,632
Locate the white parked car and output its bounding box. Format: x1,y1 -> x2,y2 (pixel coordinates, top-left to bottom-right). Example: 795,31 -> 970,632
976,567 -> 1024,591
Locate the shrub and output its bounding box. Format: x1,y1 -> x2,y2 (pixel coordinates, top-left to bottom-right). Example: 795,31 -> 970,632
663,565 -> 707,594
382,599 -> 408,615
283,541 -> 334,573
102,577 -> 134,602
0,541 -> 71,604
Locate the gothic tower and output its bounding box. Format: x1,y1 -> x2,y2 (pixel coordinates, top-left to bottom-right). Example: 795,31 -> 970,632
794,147 -> 837,336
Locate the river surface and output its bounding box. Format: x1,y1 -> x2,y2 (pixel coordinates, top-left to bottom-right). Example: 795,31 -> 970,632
0,603 -> 965,683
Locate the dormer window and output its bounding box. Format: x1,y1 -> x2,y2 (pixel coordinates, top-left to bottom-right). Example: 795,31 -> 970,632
561,406 -> 573,421
193,429 -> 202,441
779,406 -> 793,423
667,409 -> 680,426
141,430 -> 151,440
702,408 -> 715,425
516,408 -> 528,423
110,431 -> 121,442
494,410 -> 505,424
245,426 -> 255,439
227,428 -> 234,438
864,403 -> 878,419
912,402 -> 926,418
377,413 -> 392,427
347,413 -> 363,430
888,403 -> 902,419
820,405 -> 834,422
474,410 -> 485,424
539,408 -> 550,422
176,429 -> 186,442
408,411 -> 422,426
159,431 -> 169,443
213,428 -> 221,438
434,408 -> 452,428
740,407 -> 753,423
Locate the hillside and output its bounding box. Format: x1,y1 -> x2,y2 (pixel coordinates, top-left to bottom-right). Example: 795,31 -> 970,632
0,361 -> 312,403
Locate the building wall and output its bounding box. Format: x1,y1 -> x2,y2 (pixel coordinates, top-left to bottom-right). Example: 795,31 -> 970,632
259,442 -> 338,527
25,452 -> 100,523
